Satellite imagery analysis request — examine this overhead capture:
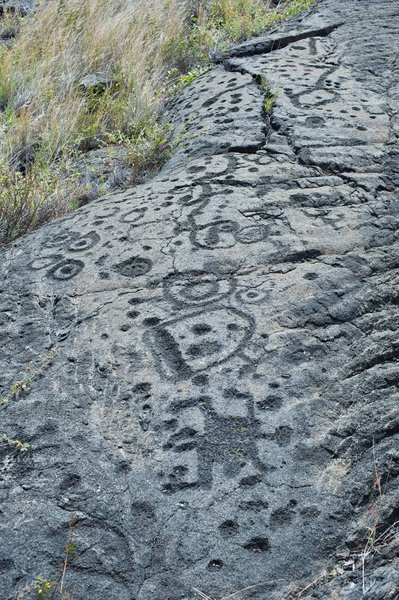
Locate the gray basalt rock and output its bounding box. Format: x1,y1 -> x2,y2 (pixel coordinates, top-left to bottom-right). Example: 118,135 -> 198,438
78,72 -> 118,94
0,1 -> 398,599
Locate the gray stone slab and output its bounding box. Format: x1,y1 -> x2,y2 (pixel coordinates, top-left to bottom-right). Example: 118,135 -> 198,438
1,1 -> 398,599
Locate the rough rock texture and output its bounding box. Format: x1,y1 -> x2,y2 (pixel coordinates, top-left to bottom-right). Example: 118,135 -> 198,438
1,1 -> 398,599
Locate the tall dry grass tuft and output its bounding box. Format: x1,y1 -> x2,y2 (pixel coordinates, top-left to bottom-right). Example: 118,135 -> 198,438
0,0 -> 189,165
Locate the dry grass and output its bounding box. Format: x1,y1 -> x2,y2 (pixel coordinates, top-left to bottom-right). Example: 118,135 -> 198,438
0,0 -> 315,242
0,0 -> 187,165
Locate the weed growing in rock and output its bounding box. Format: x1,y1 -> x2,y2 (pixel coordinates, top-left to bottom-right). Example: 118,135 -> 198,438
1,435 -> 30,452
168,65 -> 211,95
0,347 -> 56,407
256,75 -> 280,113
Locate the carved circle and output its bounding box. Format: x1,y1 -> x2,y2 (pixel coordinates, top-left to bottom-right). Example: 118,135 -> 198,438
68,232 -> 100,252
235,225 -> 269,244
164,272 -> 233,306
46,259 -> 84,281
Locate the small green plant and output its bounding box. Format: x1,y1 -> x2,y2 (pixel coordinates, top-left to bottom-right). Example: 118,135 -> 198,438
256,74 -> 280,113
33,577 -> 55,599
1,347 -> 56,407
263,87 -> 279,113
1,435 -> 30,452
168,65 -> 210,95
59,518 -> 78,598
123,121 -> 173,178
1,371 -> 33,407
355,439 -> 398,595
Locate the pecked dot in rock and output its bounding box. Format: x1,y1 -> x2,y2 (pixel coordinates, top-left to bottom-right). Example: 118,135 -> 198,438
274,426 -> 293,447
131,502 -> 156,525
269,382 -> 280,389
143,317 -> 161,327
0,559 -> 14,572
243,537 -> 270,553
239,499 -> 269,511
191,323 -> 212,335
256,396 -> 283,411
127,310 -> 140,319
192,374 -> 209,387
305,116 -> 325,128
240,474 -> 262,487
60,473 -> 81,491
270,504 -> 296,527
219,519 -> 239,537
186,341 -> 223,358
133,382 -> 151,394
112,256 -> 152,278
207,559 -> 224,571
128,297 -> 144,305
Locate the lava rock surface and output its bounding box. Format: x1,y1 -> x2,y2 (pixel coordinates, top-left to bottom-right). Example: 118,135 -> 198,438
1,1 -> 398,599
